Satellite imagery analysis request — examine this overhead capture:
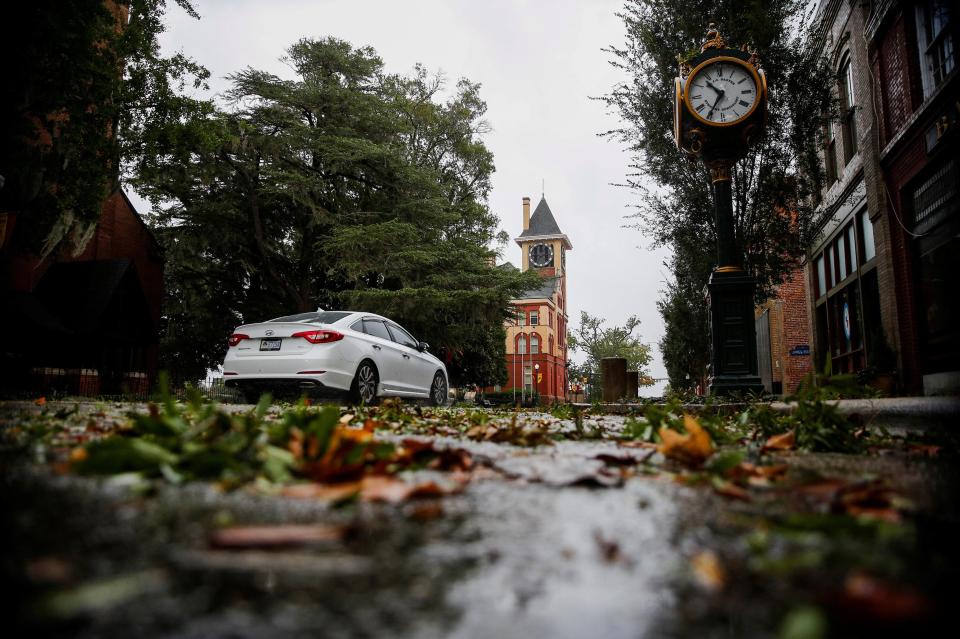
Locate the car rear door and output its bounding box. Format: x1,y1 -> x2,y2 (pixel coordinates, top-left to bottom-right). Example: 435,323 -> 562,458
359,318 -> 403,392
386,322 -> 435,394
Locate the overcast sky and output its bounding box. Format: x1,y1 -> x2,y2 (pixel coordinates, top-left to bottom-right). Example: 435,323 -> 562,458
135,0 -> 672,394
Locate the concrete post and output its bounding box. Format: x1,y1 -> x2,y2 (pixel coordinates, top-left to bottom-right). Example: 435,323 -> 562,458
601,357 -> 627,402
625,371 -> 639,399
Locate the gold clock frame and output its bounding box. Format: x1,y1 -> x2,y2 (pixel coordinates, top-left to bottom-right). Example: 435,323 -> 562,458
682,55 -> 765,128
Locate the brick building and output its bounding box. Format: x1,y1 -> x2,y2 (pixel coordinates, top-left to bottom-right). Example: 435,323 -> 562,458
1,190 -> 164,395
807,0 -> 958,395
755,267 -> 813,395
489,196 -> 572,403
866,0 -> 959,394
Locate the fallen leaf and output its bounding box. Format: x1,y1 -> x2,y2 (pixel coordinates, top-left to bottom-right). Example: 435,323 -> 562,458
209,524 -> 345,549
712,478 -> 751,501
657,414 -> 713,467
26,557 -> 74,585
690,550 -> 726,592
407,503 -> 444,521
835,571 -> 929,621
906,443 -> 940,458
281,482 -> 361,502
763,430 -> 796,451
594,531 -> 623,563
359,475 -> 451,504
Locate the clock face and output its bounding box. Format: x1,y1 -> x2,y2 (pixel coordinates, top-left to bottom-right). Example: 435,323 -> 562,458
685,58 -> 759,126
529,243 -> 554,268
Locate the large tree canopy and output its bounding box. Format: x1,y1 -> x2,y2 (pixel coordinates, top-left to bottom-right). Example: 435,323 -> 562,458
603,0 -> 833,388
0,0 -> 207,255
133,37 -> 536,385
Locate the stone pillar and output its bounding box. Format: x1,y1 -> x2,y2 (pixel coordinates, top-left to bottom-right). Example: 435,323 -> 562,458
601,357 -> 627,402
625,371 -> 639,399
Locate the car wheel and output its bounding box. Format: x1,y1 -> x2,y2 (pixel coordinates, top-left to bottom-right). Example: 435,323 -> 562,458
429,371 -> 447,407
350,360 -> 379,405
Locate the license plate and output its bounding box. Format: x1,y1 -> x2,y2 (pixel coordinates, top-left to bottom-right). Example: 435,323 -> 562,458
260,338 -> 282,351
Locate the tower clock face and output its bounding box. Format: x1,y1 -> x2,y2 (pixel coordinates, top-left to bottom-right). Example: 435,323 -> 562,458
685,57 -> 760,126
529,243 -> 554,267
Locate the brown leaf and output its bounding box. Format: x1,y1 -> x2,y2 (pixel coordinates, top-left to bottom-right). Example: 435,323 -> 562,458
594,531 -> 623,563
281,482 -> 361,502
690,550 -> 726,592
713,479 -> 752,501
763,430 -> 796,451
836,571 -> 930,621
359,476 -> 452,504
906,443 -> 941,458
209,524 -> 345,549
657,415 -> 713,467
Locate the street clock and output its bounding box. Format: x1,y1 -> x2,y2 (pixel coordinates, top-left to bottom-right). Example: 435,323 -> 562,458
674,25 -> 767,163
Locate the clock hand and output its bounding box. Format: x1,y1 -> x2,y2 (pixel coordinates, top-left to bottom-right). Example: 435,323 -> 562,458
707,89 -> 725,118
704,79 -> 722,93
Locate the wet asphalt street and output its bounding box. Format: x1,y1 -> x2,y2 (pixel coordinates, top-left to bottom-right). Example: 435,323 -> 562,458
3,402 -> 958,638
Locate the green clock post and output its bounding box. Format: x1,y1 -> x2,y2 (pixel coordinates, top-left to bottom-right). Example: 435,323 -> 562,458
674,24 -> 766,395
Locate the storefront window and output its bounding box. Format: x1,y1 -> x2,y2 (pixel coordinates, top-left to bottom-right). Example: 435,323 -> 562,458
860,210 -> 875,262
816,256 -> 826,298
847,225 -> 857,270
837,237 -> 848,281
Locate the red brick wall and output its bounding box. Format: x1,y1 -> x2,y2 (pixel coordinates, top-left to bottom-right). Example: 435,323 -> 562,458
779,268 -> 813,393
758,266 -> 812,395
874,13 -> 912,147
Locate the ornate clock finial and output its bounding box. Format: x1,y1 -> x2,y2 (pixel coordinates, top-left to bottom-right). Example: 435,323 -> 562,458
701,22 -> 726,52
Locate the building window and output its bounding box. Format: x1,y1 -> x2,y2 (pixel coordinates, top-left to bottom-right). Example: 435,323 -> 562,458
530,334 -> 540,355
838,54 -> 858,163
549,335 -> 554,355
529,310 -> 539,325
816,255 -> 826,298
517,309 -> 525,326
916,0 -> 955,98
825,123 -> 839,186
847,225 -> 858,271
860,209 -> 876,262
517,335 -> 527,354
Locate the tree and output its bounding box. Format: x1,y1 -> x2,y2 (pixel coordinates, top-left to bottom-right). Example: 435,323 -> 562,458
602,1 -> 833,383
132,38 -> 537,384
0,0 -> 208,256
567,311 -> 653,398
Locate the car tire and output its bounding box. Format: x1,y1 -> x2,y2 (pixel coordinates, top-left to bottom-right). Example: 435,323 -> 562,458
429,371 -> 447,407
349,360 -> 379,405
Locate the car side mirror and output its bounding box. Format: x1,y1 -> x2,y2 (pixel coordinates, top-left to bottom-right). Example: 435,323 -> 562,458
418,341 -> 429,352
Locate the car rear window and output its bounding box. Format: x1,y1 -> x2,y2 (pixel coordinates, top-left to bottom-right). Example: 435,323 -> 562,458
267,311 -> 351,324
362,319 -> 392,340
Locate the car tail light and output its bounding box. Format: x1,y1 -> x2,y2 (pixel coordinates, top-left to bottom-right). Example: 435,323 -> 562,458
292,329 -> 344,344
228,333 -> 249,347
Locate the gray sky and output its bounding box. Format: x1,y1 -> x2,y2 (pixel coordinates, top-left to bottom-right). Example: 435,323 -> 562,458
135,0 -> 672,393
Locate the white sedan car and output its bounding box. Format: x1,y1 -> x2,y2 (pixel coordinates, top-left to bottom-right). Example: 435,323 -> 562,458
222,310 -> 448,405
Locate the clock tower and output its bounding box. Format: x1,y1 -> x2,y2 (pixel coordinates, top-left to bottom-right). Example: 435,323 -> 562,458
499,195 -> 572,403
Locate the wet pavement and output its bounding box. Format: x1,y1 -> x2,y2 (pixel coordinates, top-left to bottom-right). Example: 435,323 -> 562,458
3,401 -> 958,638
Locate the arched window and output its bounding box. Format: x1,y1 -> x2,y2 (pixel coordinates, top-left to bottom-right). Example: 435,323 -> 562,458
530,334 -> 540,355
517,334 -> 527,354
